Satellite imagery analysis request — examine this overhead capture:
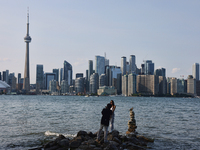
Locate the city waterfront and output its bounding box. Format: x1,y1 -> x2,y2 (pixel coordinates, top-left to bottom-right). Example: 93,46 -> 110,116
0,95 -> 200,150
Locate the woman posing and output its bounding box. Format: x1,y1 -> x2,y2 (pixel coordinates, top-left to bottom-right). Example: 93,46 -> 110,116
110,100 -> 116,132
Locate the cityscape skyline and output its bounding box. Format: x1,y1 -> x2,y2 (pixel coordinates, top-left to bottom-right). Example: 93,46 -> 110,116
0,1 -> 200,84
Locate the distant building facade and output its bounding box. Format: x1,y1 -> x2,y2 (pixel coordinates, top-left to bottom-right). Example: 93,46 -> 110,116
154,68 -> 166,77
137,75 -> 159,95
61,80 -> 68,94
49,80 -> 57,93
76,73 -> 83,79
122,75 -> 128,96
99,74 -> 106,87
53,69 -> 59,82
192,63 -> 199,81
158,76 -> 167,95
129,55 -> 136,73
36,65 -> 44,91
187,75 -> 196,95
60,68 -> 63,85
75,77 -> 84,93
143,60 -> 154,75
44,73 -> 55,90
128,73 -> 137,96
63,60 -> 73,86
89,73 -> 99,94
121,57 -> 126,75
95,56 -> 105,76
97,86 -> 117,96
88,60 -> 93,81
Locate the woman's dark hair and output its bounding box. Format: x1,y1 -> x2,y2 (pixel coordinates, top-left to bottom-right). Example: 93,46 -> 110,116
110,100 -> 115,106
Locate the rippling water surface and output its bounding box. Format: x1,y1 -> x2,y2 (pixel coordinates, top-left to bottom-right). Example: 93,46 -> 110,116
0,95 -> 200,150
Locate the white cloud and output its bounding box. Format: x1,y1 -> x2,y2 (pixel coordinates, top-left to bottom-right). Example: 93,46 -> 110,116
171,68 -> 180,73
0,58 -> 10,62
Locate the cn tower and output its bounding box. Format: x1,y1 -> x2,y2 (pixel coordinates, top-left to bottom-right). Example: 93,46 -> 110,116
23,10 -> 32,92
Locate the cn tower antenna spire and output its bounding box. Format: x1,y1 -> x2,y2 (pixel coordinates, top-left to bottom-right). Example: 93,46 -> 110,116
27,7 -> 29,24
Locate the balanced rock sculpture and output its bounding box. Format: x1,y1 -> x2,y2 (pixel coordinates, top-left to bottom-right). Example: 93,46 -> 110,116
126,107 -> 137,134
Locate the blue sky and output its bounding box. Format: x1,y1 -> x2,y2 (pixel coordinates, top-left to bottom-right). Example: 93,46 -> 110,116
0,1 -> 200,84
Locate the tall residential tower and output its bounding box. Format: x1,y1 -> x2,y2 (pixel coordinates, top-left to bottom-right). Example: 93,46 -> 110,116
23,11 -> 32,92
192,63 -> 199,81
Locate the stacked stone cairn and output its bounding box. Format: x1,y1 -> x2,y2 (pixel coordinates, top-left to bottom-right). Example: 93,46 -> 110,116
126,107 -> 137,135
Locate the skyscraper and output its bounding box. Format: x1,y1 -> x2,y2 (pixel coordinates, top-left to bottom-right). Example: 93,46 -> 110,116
6,70 -> 9,84
144,60 -> 154,75
76,73 -> 83,78
129,55 -> 136,73
122,74 -> 128,96
44,73 -> 55,90
192,63 -> 199,80
137,75 -> 159,95
36,65 -> 44,90
18,73 -> 21,84
60,68 -> 63,85
88,60 -> 93,81
99,74 -> 106,87
187,75 -> 196,95
89,73 -> 99,94
128,73 -> 137,96
23,11 -> 32,92
2,71 -> 6,82
154,68 -> 166,77
95,56 -> 105,76
63,60 -> 73,86
75,77 -> 84,93
53,69 -> 59,82
121,56 -> 126,75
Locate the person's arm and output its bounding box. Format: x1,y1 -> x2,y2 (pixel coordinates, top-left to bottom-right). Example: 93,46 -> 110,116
112,105 -> 116,112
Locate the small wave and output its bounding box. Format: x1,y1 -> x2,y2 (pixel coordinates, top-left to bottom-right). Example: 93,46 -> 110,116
45,131 -> 59,136
63,133 -> 77,138
44,131 -> 76,138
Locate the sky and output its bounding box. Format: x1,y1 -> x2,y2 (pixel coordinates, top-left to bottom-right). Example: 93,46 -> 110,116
0,1 -> 200,84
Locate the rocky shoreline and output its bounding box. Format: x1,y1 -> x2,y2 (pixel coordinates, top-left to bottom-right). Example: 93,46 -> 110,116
29,130 -> 154,150
30,108 -> 154,150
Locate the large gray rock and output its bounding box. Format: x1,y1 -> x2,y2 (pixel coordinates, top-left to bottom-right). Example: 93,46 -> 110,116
43,141 -> 57,149
44,145 -> 60,150
87,131 -> 96,138
69,140 -> 81,148
55,134 -> 66,142
94,148 -> 102,150
104,143 -> 118,150
109,141 -> 119,147
78,144 -> 89,149
85,139 -> 96,145
107,130 -> 120,141
57,138 -> 69,147
77,130 -> 87,137
113,137 -> 121,144
111,130 -> 119,137
129,136 -> 140,145
126,142 -> 145,150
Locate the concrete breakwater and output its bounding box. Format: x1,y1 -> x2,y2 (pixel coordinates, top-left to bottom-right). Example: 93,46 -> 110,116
30,130 -> 154,150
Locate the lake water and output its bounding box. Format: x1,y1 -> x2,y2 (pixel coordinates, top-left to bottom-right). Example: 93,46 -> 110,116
0,95 -> 199,150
